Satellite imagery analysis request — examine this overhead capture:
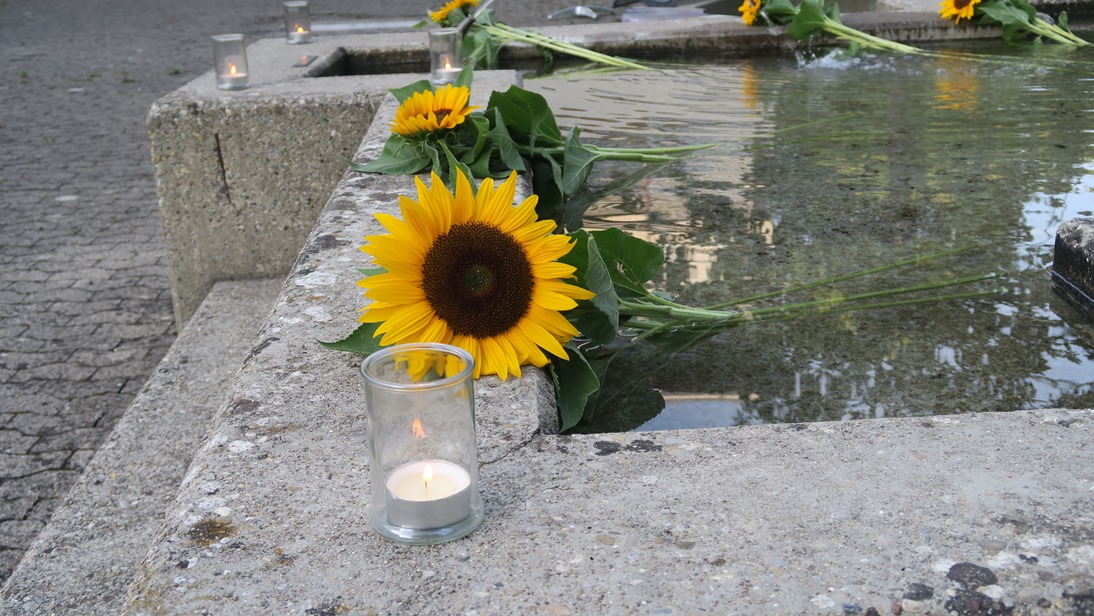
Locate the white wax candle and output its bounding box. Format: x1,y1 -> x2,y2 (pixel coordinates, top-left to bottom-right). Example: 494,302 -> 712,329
385,459 -> 471,529
287,25 -> 312,44
217,60 -> 249,90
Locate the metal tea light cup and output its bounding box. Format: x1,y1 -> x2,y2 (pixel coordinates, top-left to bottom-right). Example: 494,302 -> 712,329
211,34 -> 249,90
360,343 -> 483,545
428,27 -> 464,86
283,1 -> 313,44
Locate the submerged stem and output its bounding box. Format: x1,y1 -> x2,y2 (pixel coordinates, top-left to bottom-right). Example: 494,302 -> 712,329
705,244 -> 983,310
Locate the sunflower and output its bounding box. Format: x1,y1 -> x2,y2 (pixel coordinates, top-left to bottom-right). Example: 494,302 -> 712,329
738,0 -> 763,26
939,0 -> 980,24
358,170 -> 596,380
390,84 -> 479,138
430,0 -> 479,23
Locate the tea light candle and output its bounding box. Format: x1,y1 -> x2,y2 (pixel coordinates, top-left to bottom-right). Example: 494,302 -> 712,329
211,34 -> 250,90
385,459 -> 472,529
283,1 -> 313,44
433,55 -> 462,86
429,28 -> 464,87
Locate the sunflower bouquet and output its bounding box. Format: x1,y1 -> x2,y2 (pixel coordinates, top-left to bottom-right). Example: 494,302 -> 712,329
740,0 -> 925,54
323,168 -> 999,431
939,0 -> 1088,45
349,77 -> 714,231
428,0 -> 648,70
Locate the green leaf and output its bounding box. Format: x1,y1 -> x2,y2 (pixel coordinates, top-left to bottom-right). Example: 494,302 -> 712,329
561,161 -> 672,233
350,135 -> 433,175
641,321 -> 730,353
551,345 -> 604,431
465,115 -> 492,164
589,227 -> 665,291
978,0 -> 1033,27
355,267 -> 385,276
762,0 -> 799,23
485,108 -> 527,171
454,65 -> 474,89
530,155 -> 565,224
559,230 -> 620,344
439,141 -> 477,191
390,80 -> 433,104
564,344 -> 665,433
487,86 -> 565,148
787,0 -> 829,39
317,322 -> 385,355
561,127 -> 602,198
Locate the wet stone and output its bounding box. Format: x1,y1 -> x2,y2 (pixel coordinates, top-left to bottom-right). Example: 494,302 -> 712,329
903,583 -> 934,601
944,588 -> 1012,615
947,562 -> 999,588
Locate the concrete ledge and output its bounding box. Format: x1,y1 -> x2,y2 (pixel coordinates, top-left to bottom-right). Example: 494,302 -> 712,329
128,409 -> 1093,614
0,279 -> 281,616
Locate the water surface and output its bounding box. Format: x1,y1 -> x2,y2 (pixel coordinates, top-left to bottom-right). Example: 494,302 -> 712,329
525,46 -> 1094,431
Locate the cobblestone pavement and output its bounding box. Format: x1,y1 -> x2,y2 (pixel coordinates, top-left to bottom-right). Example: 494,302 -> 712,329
0,0 -> 563,583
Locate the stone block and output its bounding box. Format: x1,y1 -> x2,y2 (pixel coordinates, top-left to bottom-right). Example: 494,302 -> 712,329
1053,217 -> 1094,318
147,35 -> 426,327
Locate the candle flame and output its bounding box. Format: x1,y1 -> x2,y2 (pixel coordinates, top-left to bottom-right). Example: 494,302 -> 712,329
296,25 -> 305,33
411,418 -> 426,439
422,463 -> 433,489
228,63 -> 238,76
444,60 -> 453,71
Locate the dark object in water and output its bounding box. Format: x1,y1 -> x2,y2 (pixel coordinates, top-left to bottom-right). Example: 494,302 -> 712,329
1052,217 -> 1094,320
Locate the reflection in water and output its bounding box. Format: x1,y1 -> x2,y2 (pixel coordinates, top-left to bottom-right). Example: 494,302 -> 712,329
528,45 -> 1094,431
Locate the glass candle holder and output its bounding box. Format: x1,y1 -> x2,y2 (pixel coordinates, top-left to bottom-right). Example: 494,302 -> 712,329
361,343 -> 483,545
283,1 -> 313,44
211,34 -> 249,90
428,28 -> 464,87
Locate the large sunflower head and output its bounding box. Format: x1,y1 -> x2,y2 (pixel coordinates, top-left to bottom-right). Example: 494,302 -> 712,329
939,0 -> 980,23
390,84 -> 479,138
358,169 -> 596,380
430,0 -> 479,24
738,0 -> 763,26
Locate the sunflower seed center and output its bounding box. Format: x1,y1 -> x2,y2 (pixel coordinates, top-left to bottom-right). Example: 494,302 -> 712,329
422,222 -> 533,338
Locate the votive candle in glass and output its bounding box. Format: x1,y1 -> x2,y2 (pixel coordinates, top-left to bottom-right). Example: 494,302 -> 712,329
429,28 -> 464,86
283,1 -> 313,44
211,34 -> 249,90
361,343 -> 483,545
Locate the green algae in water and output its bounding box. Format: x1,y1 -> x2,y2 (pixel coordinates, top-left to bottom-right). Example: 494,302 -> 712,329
525,46 -> 1094,431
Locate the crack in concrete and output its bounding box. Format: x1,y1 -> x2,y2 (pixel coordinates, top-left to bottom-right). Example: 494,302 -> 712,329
481,430 -> 541,466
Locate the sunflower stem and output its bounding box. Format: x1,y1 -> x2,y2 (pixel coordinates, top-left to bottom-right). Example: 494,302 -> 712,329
703,244 -> 983,310
480,23 -> 649,70
622,289 -> 1000,340
820,19 -> 924,54
618,272 -> 997,331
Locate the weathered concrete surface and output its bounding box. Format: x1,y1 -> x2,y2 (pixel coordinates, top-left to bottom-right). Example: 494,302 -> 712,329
0,279 -> 281,616
122,69 -> 1093,616
1053,217 -> 1094,320
128,411 -> 1094,615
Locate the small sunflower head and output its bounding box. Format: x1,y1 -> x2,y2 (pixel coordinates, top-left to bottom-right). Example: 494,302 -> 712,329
939,0 -> 981,24
430,0 -> 479,24
739,0 -> 763,25
390,84 -> 479,138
